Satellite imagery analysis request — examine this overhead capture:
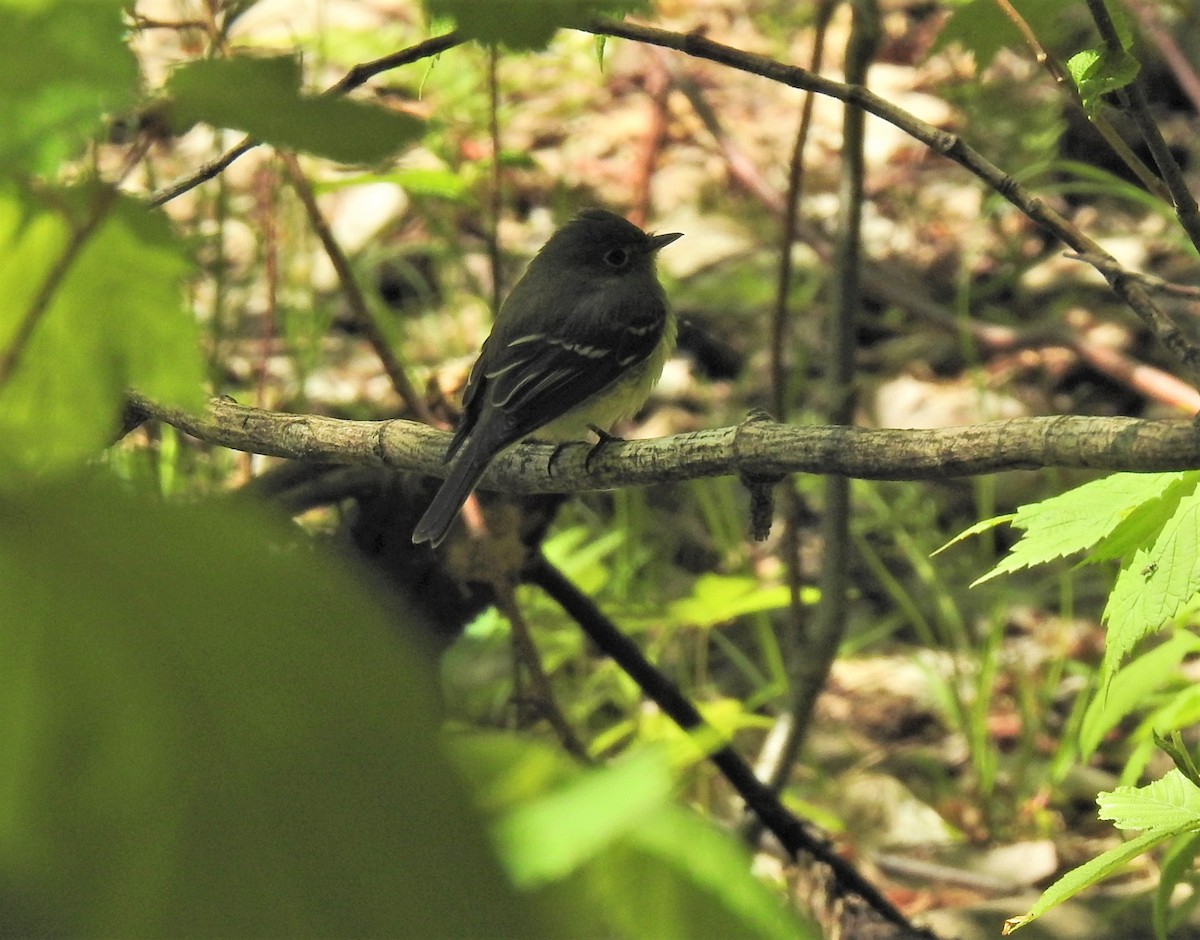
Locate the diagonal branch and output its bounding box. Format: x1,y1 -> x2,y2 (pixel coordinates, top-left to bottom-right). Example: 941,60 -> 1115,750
581,18 -> 1200,390
523,554 -> 931,936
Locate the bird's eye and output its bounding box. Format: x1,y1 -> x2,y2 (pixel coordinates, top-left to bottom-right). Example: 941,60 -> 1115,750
603,248 -> 629,268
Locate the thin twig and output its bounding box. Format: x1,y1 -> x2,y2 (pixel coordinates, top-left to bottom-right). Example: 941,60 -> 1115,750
497,583 -> 592,762
1064,251 -> 1200,299
1085,0 -> 1200,256
770,1 -> 833,422
990,0 -> 1167,200
149,31 -> 466,207
770,0 -> 883,805
752,0 -> 834,836
580,18 -> 1200,389
1126,1 -> 1200,114
277,151 -> 438,425
522,554 -> 929,936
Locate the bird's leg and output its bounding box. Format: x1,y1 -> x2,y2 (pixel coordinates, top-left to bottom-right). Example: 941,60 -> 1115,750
584,424 -> 624,472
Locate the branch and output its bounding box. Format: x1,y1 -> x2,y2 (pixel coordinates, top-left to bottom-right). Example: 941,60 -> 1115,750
125,394 -> 1200,487
581,19 -> 1200,390
523,555 -> 930,936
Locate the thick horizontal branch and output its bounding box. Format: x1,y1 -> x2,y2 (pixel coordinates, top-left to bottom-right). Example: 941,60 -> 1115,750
128,394 -> 1200,490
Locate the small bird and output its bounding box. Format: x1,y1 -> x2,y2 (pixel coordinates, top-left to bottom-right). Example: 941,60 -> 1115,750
412,209 -> 682,546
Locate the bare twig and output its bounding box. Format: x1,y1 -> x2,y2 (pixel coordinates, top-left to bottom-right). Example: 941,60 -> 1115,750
765,0 -> 882,811
496,584 -> 592,762
486,46 -> 504,316
277,151 -> 438,425
1126,1 -> 1200,114
990,0 -> 1168,200
149,31 -> 466,207
1085,0 -> 1200,256
770,1 -> 833,422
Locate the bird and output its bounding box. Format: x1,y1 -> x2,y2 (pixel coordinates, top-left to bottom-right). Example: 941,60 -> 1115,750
411,209 -> 682,547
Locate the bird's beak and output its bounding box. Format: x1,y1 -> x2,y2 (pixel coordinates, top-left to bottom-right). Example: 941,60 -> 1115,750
649,231 -> 683,251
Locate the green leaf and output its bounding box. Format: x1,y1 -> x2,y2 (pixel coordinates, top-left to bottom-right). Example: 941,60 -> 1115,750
494,747 -> 674,886
972,472 -> 1190,585
1154,731 -> 1200,790
668,574 -> 797,629
931,0 -> 1076,69
1154,832 -> 1200,940
166,55 -> 424,164
1099,769 -> 1200,832
0,185 -> 206,473
1067,46 -> 1141,117
0,0 -> 136,172
581,804 -> 818,940
934,512 -> 1013,558
1004,827 -> 1184,933
453,734 -> 814,938
423,0 -> 649,50
0,477 -> 532,937
1102,486 -> 1200,673
1078,631 -> 1200,760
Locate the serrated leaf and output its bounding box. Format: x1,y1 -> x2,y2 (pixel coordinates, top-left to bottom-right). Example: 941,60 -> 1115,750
167,55 -> 423,164
0,185 -> 205,473
423,0 -> 648,50
935,512 -> 1013,559
1078,631 -> 1200,760
1004,827 -> 1183,933
1102,487 -> 1200,673
1088,474 -> 1195,563
0,0 -> 136,173
1099,769 -> 1200,832
973,473 -> 1189,585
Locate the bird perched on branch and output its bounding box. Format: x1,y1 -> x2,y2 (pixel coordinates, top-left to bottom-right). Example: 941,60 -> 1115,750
412,209 -> 682,546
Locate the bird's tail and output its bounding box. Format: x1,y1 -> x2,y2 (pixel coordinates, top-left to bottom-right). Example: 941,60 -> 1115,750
411,443 -> 493,546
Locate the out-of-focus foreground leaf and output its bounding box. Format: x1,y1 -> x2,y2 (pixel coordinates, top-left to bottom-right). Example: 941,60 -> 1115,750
0,477 -> 533,937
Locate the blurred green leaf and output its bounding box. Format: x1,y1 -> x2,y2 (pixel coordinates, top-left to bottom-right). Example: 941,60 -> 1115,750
0,184 -> 206,472
1078,632 -> 1200,760
0,0 -> 135,172
166,55 -> 424,163
424,0 -> 648,50
669,574 -> 795,629
0,478 -> 533,937
584,803 -> 817,940
457,735 -> 814,939
494,747 -> 674,886
932,0 -> 1075,68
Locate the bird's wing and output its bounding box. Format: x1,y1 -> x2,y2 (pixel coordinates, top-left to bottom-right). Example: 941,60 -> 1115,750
476,292 -> 666,446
